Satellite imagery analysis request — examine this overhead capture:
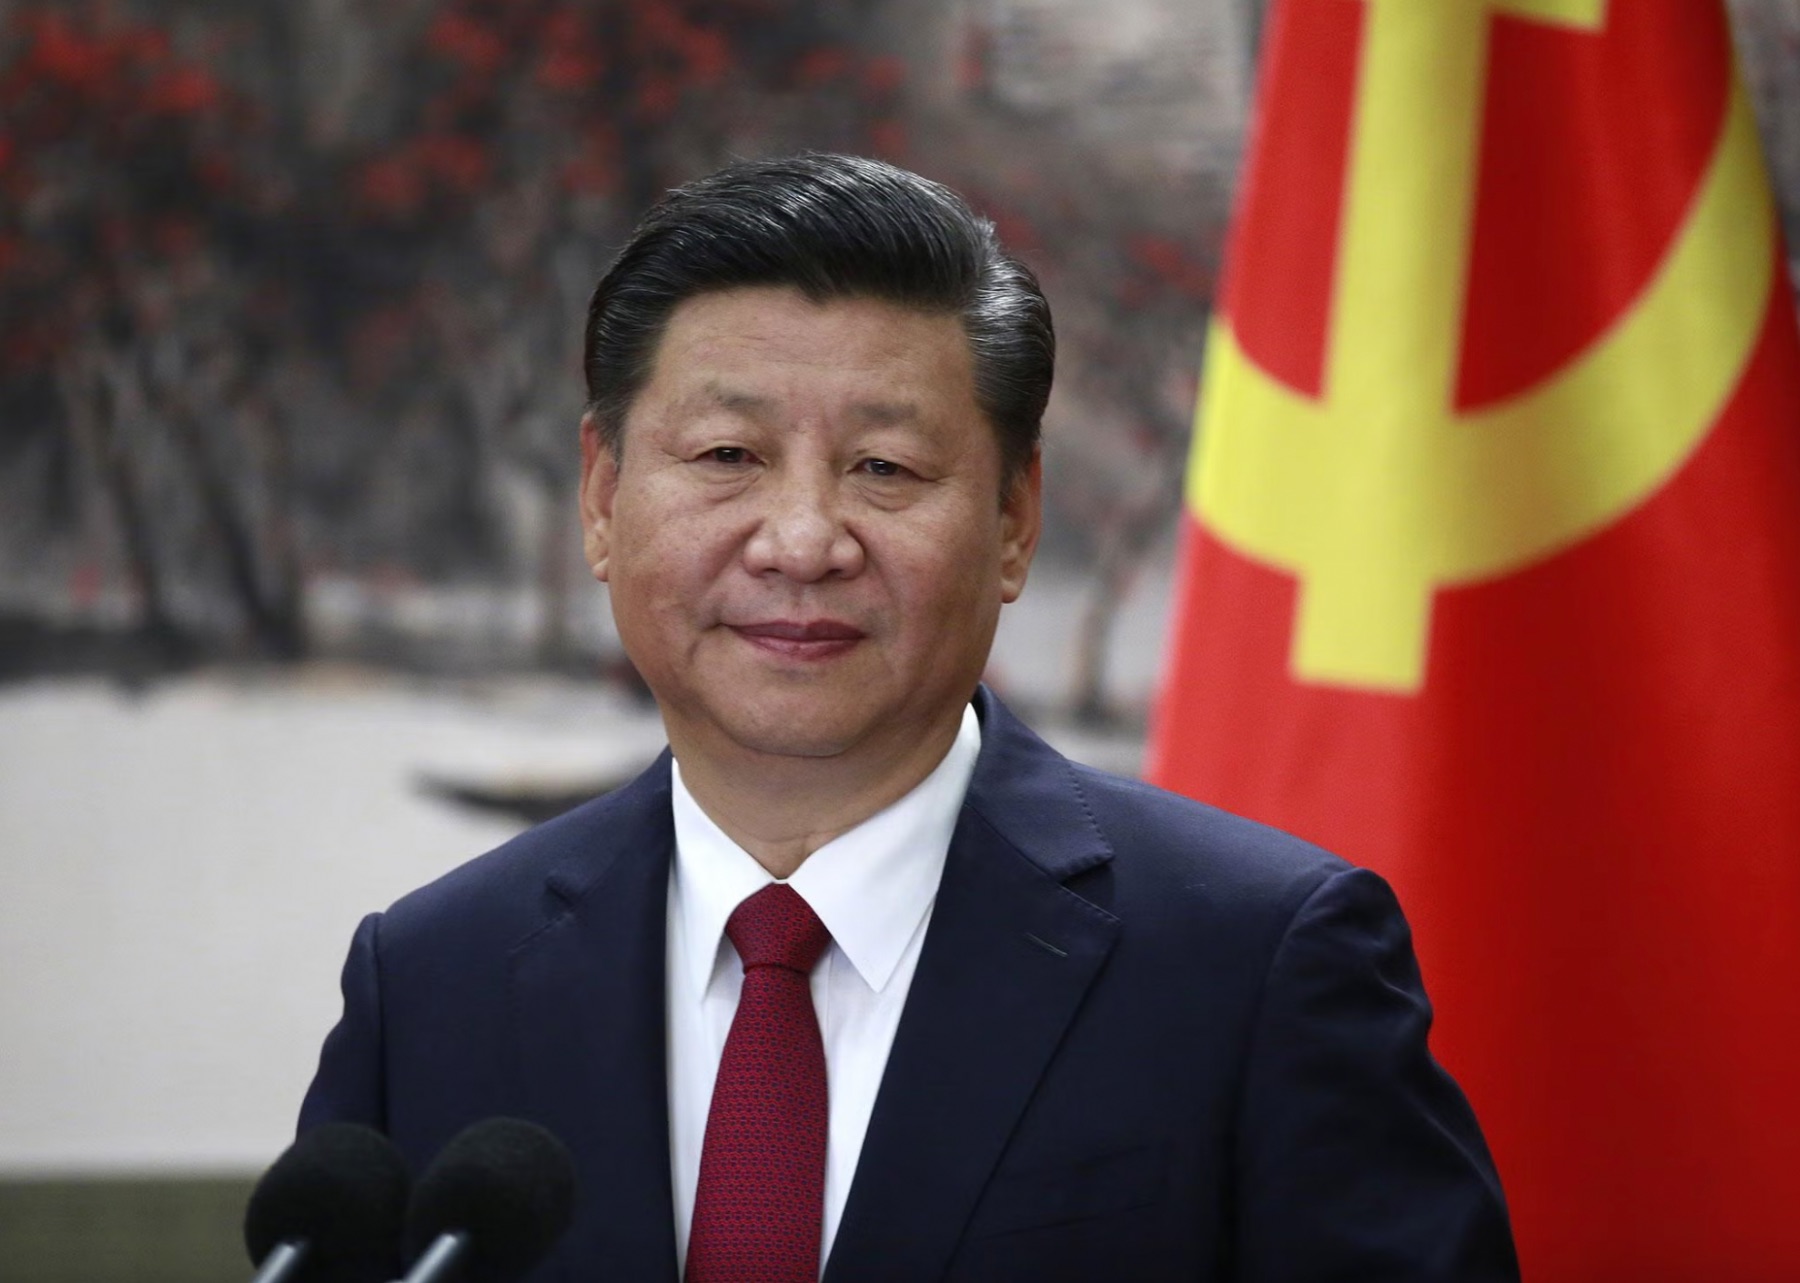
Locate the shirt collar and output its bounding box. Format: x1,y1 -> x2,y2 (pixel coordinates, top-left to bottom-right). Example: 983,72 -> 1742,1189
669,703 -> 981,1001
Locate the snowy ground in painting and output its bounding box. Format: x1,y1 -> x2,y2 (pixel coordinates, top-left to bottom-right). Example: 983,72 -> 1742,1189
0,557 -> 1173,1174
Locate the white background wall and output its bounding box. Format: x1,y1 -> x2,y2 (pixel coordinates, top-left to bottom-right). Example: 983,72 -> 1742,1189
0,672 -> 666,1174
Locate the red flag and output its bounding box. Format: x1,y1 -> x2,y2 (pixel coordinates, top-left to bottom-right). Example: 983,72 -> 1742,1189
1149,1 -> 1800,1278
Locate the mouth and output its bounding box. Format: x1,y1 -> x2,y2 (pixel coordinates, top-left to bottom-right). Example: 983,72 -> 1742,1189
730,619 -> 866,660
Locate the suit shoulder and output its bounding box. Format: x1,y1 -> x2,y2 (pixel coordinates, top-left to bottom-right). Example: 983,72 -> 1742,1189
376,755 -> 672,950
1068,761 -> 1351,910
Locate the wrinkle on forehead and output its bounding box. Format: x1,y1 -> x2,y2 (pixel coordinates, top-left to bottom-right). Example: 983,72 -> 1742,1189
686,382 -> 925,427
651,288 -> 970,371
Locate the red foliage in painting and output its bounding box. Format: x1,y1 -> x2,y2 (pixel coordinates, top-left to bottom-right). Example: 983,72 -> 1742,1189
679,25 -> 731,86
417,134 -> 491,194
0,0 -> 928,365
99,214 -> 133,257
636,72 -> 679,120
987,207 -> 1042,256
150,215 -> 203,260
636,1 -> 732,86
1129,232 -> 1213,300
4,325 -> 54,370
23,12 -> 122,93
867,118 -> 908,158
525,8 -> 604,91
536,44 -> 604,93
955,25 -> 990,93
562,127 -> 619,195
142,66 -> 220,115
122,26 -> 172,66
3,5 -> 248,215
194,152 -> 236,193
427,12 -> 508,76
359,155 -> 427,219
795,46 -> 851,86
347,303 -> 423,391
861,54 -> 907,98
540,9 -> 587,47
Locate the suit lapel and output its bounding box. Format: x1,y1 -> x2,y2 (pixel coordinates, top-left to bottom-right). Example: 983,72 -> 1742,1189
825,692 -> 1120,1283
509,757 -> 681,1283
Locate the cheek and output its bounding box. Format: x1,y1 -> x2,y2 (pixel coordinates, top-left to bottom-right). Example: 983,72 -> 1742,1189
612,508 -> 739,613
617,485 -> 709,563
898,513 -> 1003,586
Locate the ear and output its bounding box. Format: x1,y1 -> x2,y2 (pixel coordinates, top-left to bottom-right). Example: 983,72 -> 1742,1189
998,448 -> 1043,604
579,411 -> 619,582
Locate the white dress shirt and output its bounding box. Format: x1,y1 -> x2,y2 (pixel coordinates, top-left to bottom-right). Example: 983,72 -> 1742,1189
665,704 -> 981,1275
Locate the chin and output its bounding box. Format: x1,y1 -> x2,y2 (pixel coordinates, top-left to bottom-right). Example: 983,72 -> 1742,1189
717,713 -> 863,762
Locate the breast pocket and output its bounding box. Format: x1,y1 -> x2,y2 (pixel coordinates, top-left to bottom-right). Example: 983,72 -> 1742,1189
963,1143 -> 1167,1240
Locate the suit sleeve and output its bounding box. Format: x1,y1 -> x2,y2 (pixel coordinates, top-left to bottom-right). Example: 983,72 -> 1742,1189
1233,867 -> 1519,1282
297,911 -> 388,1135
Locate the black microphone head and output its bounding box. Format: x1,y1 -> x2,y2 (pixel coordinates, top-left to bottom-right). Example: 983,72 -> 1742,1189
405,1118 -> 576,1283
244,1122 -> 410,1283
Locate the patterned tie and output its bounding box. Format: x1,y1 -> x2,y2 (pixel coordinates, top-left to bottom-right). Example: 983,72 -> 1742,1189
686,883 -> 832,1283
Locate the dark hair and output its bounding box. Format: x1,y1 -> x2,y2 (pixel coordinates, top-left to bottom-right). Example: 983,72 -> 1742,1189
582,153 -> 1053,486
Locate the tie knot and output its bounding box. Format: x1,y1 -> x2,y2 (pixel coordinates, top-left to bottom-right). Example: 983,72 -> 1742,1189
726,883 -> 830,974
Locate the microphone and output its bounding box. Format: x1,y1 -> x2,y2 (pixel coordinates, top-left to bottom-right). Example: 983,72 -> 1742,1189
243,1122 -> 410,1283
400,1117 -> 577,1283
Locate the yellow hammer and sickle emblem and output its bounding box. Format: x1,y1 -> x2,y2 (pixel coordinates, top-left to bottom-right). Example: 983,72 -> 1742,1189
1191,0 -> 1773,692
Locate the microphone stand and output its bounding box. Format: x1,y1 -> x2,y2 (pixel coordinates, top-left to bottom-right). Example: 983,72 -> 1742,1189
248,1241 -> 307,1283
393,1230 -> 469,1283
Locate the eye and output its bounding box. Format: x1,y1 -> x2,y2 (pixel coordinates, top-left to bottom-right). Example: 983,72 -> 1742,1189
858,457 -> 907,478
702,446 -> 753,465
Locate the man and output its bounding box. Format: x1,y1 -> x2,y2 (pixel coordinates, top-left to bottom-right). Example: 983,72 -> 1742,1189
300,153 -> 1518,1281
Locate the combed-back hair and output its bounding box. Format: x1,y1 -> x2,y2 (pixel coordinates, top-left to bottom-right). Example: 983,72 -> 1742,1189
582,153 -> 1054,486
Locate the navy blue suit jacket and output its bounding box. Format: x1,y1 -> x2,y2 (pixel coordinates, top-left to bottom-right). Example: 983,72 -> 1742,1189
300,688 -> 1517,1281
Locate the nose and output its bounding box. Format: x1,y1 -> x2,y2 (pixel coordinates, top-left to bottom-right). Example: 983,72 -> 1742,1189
742,465 -> 865,582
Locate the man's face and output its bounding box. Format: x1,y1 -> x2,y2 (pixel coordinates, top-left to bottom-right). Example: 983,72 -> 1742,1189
580,286 -> 1040,780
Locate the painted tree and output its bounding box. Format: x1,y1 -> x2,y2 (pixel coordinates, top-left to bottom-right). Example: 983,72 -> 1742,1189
1,5 -> 308,656
0,0 -> 922,667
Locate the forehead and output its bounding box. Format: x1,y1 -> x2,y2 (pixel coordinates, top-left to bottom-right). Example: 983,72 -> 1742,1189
637,286 -> 979,421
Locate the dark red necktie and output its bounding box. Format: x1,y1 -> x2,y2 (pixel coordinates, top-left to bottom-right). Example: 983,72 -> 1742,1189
686,883 -> 832,1283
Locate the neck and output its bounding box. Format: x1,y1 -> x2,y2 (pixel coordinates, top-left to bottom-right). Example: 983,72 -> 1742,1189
670,715 -> 964,879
